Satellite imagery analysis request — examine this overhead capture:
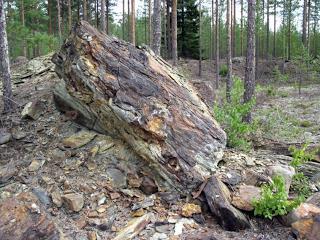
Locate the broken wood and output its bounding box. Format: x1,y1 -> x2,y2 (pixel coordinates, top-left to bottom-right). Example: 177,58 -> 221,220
52,21 -> 226,195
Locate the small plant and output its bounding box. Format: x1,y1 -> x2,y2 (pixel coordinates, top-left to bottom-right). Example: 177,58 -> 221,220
214,77 -> 255,151
289,143 -> 315,170
273,66 -> 289,83
288,144 -> 314,199
291,173 -> 312,199
253,176 -> 302,219
219,64 -> 228,77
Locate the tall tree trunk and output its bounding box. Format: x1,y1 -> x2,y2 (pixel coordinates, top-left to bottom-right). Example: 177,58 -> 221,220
211,0 -> 214,60
244,0 -> 256,122
21,0 -> 27,57
83,0 -> 87,20
266,0 -> 269,59
307,0 -> 311,52
130,0 -> 136,44
226,0 -> 232,102
167,0 -> 171,58
232,0 -> 236,57
101,0 -> 106,32
199,0 -> 202,76
287,0 -> 292,60
163,0 -> 167,57
302,0 -> 308,48
77,0 -> 80,20
48,0 -> 52,34
273,0 -> 276,57
149,0 -> 152,45
0,0 -> 13,112
57,0 -> 62,42
215,0 -> 220,88
96,0 -> 99,27
152,0 -> 161,55
240,0 -> 243,56
106,0 -> 109,34
122,0 -> 125,39
68,0 -> 72,31
172,0 -> 177,66
128,0 -> 130,41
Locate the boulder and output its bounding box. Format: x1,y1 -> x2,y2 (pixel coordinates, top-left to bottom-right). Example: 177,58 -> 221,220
52,21 -> 226,194
292,215 -> 320,240
231,185 -> 261,211
203,176 -> 251,231
266,164 -> 295,193
0,192 -> 63,240
281,203 -> 320,227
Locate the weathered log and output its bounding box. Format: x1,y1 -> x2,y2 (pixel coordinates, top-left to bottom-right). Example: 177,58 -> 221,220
52,21 -> 226,194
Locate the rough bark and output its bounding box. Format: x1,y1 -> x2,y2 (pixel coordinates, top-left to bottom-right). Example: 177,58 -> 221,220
83,0 -> 88,21
172,0 -> 177,66
52,21 -> 227,194
266,0 -> 269,59
215,0 -> 219,88
226,0 -> 232,102
57,0 -> 62,42
0,0 -> 13,112
101,0 -> 106,32
68,0 -> 72,31
273,0 -> 276,57
130,0 -> 136,44
302,0 -> 308,48
152,0 -> 161,55
122,0 -> 125,39
149,0 -> 152,45
240,0 -> 243,56
244,0 -> 256,123
21,0 -> 27,57
199,1 -> 202,77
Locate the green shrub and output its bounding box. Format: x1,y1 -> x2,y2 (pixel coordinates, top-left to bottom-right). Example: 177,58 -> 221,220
288,144 -> 314,199
219,64 -> 228,77
214,77 -> 255,151
273,66 -> 289,82
253,176 -> 302,219
289,144 -> 315,170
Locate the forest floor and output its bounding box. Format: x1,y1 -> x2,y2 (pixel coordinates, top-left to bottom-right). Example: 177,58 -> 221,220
0,55 -> 319,240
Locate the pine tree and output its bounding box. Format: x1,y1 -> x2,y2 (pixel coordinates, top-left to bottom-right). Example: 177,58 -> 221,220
0,0 -> 13,112
226,0 -> 232,102
152,0 -> 161,54
172,0 -> 178,65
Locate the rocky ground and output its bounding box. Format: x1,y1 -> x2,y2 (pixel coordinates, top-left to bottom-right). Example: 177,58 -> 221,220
0,55 -> 319,240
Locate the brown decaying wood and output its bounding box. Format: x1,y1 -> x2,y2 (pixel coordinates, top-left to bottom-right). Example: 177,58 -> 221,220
53,21 -> 226,194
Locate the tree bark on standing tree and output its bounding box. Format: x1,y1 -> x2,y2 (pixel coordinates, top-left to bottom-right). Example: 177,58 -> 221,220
130,0 -> 136,44
172,0 -> 178,66
226,0 -> 233,102
240,0 -> 243,56
199,0 -> 202,76
0,0 -> 14,112
266,0 -> 270,59
57,0 -> 62,42
215,0 -> 220,88
149,0 -> 152,45
302,0 -> 308,48
83,0 -> 88,21
101,0 -> 106,32
273,0 -> 276,57
152,0 -> 161,55
68,0 -> 72,31
21,0 -> 27,57
244,0 -> 256,122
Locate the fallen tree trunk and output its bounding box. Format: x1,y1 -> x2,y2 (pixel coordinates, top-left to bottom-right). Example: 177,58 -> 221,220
52,21 -> 226,194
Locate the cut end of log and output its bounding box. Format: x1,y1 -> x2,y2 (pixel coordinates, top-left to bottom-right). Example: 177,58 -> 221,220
52,21 -> 226,195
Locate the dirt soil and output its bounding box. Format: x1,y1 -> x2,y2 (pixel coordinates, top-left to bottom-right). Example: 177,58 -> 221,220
1,55 -> 319,240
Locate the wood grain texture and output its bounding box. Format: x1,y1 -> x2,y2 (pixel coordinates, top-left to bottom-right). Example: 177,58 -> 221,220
52,21 -> 226,194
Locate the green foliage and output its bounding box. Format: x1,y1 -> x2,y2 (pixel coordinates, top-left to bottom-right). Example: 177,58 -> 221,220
219,64 -> 228,77
288,144 -> 314,199
289,144 -> 315,170
253,176 -> 302,220
214,77 -> 255,151
291,173 -> 312,200
273,66 -> 289,82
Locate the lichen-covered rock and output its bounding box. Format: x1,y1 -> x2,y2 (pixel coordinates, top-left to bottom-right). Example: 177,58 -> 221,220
52,21 -> 226,194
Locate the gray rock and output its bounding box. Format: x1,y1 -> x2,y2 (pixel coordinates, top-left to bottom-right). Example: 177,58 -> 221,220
106,167 -> 127,189
0,161 -> 17,184
266,164 -> 295,193
21,100 -> 45,120
307,192 -> 320,208
204,176 -> 251,231
0,132 -> 11,145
